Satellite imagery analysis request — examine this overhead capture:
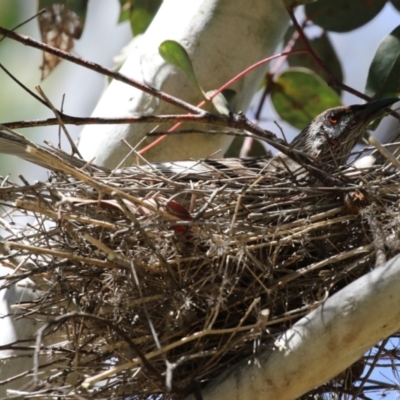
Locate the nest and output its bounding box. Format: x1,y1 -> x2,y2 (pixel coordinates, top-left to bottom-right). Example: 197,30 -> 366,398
1,145 -> 400,399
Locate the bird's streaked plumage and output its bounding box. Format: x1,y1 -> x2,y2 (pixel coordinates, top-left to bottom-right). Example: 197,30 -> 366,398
0,98 -> 397,179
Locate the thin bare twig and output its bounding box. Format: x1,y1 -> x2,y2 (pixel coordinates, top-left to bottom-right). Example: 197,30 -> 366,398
0,26 -> 206,116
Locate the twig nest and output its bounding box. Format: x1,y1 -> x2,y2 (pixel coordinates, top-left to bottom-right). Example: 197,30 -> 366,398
0,154 -> 399,399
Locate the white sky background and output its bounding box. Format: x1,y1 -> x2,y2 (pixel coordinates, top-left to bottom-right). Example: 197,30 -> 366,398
0,1 -> 399,398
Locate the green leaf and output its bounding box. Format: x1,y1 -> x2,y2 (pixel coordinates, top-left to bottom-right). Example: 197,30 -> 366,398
159,40 -> 206,98
391,0 -> 400,12
118,0 -> 129,22
129,8 -> 154,36
225,137 -> 269,158
365,116 -> 384,132
365,25 -> 400,99
305,0 -> 386,32
283,0 -> 318,8
271,67 -> 341,129
207,89 -> 237,116
284,27 -> 343,93
118,0 -> 162,35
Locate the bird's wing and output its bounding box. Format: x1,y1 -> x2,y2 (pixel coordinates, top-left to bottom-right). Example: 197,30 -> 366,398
135,156 -> 282,180
0,130 -> 295,182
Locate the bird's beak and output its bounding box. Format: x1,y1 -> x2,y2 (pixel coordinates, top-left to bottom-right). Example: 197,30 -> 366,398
353,97 -> 398,121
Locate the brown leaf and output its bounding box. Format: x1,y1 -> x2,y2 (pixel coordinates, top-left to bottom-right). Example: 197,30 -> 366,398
38,2 -> 86,79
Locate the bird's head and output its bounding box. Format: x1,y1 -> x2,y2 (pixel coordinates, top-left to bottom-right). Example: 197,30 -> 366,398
291,97 -> 398,167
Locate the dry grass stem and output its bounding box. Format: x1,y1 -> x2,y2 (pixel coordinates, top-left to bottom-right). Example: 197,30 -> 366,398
1,147 -> 399,399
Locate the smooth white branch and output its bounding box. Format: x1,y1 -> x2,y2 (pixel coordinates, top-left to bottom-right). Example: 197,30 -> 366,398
78,0 -> 289,167
186,254 -> 400,400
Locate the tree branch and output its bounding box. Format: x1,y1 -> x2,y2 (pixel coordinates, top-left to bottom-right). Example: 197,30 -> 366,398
187,254 -> 400,400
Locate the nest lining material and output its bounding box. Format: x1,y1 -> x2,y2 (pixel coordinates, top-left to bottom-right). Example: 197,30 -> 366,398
0,145 -> 399,399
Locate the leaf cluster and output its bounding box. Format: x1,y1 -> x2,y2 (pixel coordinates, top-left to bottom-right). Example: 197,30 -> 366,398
274,0 -> 400,129
35,0 -> 400,138
153,0 -> 400,145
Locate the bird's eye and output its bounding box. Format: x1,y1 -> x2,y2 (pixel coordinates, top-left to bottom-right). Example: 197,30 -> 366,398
327,112 -> 339,125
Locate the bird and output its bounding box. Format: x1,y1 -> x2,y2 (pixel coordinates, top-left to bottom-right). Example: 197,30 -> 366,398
0,97 -> 397,179
288,97 -> 399,171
